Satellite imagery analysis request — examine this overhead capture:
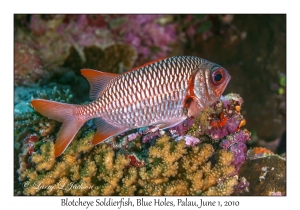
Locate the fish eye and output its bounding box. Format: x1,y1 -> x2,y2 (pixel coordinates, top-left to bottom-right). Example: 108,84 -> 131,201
211,67 -> 225,86
214,73 -> 222,82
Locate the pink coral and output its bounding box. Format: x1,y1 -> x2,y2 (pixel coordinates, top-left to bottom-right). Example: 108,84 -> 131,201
27,15 -> 179,69
127,133 -> 139,142
183,135 -> 200,146
208,126 -> 228,140
120,15 -> 177,63
142,130 -> 161,143
169,117 -> 195,137
225,118 -> 240,133
220,130 -> 251,173
14,42 -> 45,86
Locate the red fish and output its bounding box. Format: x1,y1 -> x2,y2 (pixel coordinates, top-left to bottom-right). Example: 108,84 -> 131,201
31,56 -> 231,157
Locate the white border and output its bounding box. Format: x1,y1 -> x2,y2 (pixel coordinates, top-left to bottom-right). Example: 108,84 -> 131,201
2,1 -> 297,209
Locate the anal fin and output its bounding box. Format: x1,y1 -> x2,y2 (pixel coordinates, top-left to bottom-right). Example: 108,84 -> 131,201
92,118 -> 128,145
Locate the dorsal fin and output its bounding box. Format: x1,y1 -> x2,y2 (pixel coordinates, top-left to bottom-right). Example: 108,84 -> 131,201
123,57 -> 167,74
81,69 -> 118,100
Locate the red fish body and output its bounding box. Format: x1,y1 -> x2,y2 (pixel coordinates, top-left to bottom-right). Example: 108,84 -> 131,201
31,56 -> 231,157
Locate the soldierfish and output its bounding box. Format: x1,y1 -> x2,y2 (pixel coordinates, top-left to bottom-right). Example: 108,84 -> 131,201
31,56 -> 231,157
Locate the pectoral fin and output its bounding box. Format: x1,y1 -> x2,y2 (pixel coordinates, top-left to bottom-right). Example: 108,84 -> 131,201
157,117 -> 187,130
186,97 -> 203,118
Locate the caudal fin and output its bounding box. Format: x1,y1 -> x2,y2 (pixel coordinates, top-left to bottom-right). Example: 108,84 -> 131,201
31,99 -> 86,157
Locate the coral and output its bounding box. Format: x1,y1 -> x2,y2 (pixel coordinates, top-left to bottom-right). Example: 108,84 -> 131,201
31,142 -> 56,171
14,85 -> 73,144
169,117 -> 195,137
14,14 -> 249,86
142,130 -> 161,143
14,41 -> 45,86
16,15 -> 243,86
16,14 -> 180,72
174,14 -> 245,48
232,176 -> 250,195
121,15 -> 177,64
181,135 -> 200,146
63,44 -> 137,74
219,130 -> 250,173
138,136 -> 237,196
235,154 -> 286,196
247,147 -> 275,160
28,15 -> 71,69
188,93 -> 251,173
14,85 -> 74,193
97,44 -> 137,73
17,134 -> 39,178
18,132 -> 237,196
19,131 -> 95,196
